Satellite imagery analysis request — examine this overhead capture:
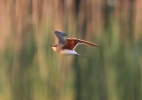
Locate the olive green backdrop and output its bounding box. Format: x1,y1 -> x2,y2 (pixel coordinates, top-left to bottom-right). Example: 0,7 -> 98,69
0,0 -> 142,100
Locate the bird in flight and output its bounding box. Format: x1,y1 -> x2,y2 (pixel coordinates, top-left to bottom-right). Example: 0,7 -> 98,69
51,31 -> 100,57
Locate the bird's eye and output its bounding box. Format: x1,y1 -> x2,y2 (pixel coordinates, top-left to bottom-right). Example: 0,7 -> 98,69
53,45 -> 56,47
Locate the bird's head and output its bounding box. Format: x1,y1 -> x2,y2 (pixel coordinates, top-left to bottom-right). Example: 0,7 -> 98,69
51,44 -> 58,52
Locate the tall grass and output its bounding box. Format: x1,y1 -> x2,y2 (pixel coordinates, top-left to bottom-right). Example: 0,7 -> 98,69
0,0 -> 142,100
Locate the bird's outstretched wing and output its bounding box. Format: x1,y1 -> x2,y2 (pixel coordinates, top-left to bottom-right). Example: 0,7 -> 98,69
54,31 -> 68,44
62,38 -> 100,50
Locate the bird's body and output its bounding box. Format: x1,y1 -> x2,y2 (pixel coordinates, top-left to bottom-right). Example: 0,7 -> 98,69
51,31 -> 100,56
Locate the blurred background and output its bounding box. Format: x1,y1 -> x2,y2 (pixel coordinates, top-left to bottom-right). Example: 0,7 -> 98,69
0,0 -> 142,100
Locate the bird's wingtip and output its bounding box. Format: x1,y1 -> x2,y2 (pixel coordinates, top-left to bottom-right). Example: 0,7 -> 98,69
54,31 -> 68,36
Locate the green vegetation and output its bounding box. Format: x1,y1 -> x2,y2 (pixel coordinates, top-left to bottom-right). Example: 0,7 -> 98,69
0,0 -> 142,100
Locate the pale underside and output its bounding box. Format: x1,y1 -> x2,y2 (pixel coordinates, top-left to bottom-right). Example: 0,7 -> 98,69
52,46 -> 78,55
60,49 -> 78,55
